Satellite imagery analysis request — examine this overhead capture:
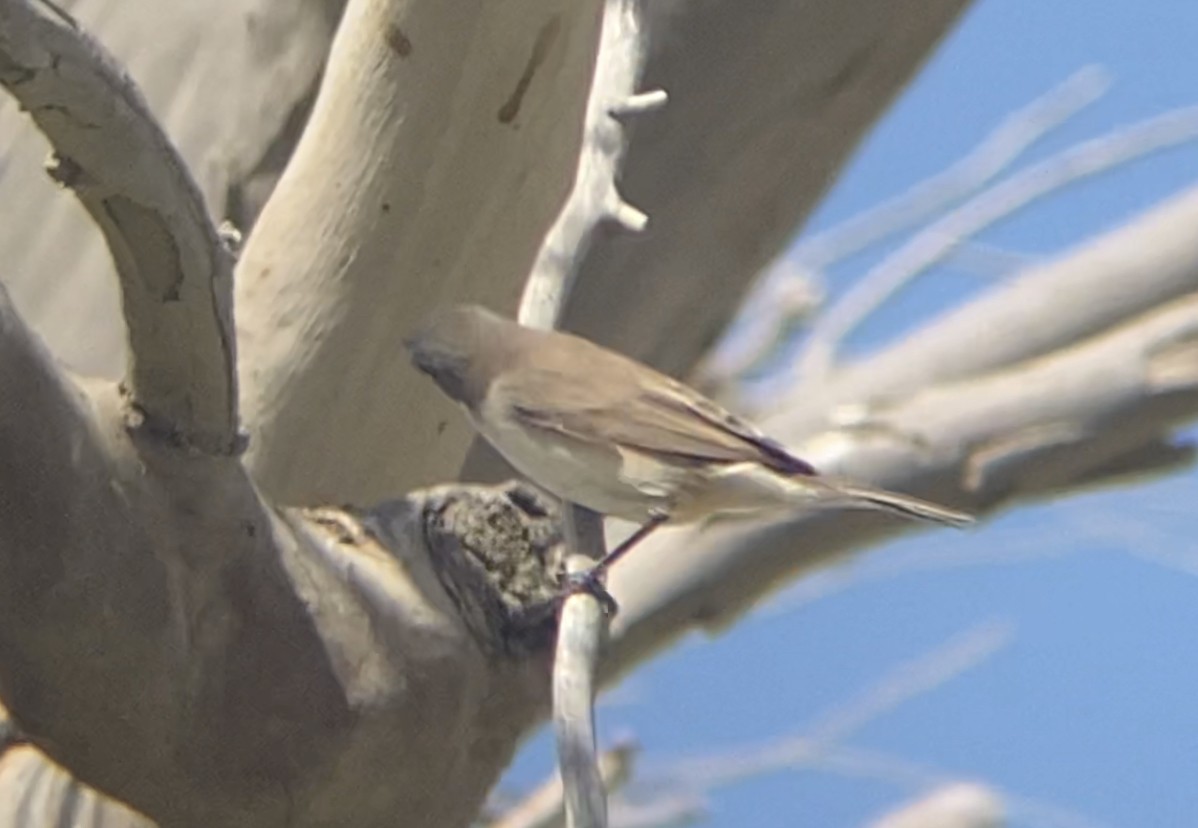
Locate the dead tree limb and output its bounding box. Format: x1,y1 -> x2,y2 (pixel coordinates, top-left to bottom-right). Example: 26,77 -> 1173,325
602,187 -> 1198,676
0,3 -> 565,825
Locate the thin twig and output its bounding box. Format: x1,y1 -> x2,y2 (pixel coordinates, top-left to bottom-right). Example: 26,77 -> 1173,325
763,529 -> 1079,617
817,747 -> 1107,828
608,793 -> 707,828
605,623 -> 1016,827
658,621 -> 1014,790
795,66 -> 1110,270
692,259 -> 824,392
518,0 -> 662,329
866,783 -> 1005,828
945,238 -> 1036,278
796,104 -> 1198,384
515,1 -> 659,826
700,66 -> 1108,387
492,738 -> 638,828
554,508 -> 611,828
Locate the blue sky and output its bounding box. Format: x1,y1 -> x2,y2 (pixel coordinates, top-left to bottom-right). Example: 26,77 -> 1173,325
502,2 -> 1198,826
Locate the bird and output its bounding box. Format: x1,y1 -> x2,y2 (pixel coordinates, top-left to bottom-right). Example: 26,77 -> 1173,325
406,304 -> 973,605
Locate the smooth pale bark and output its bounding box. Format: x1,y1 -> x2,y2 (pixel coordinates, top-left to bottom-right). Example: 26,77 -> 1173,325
234,0 -> 607,504
1,3 -> 560,825
0,284 -> 559,823
0,0 -> 340,377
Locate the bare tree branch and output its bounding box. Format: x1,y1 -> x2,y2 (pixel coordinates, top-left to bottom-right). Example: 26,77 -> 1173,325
235,0 -> 607,505
818,748 -> 1103,828
0,746 -> 151,828
518,0 -> 662,330
3,1 -> 977,511
561,0 -> 974,380
0,6 -> 576,822
699,65 -> 1106,393
0,289 -> 563,824
607,624 -> 1012,828
866,783 -> 1006,828
554,588 -> 608,828
0,0 -> 340,379
600,186 -> 1198,679
797,106 -> 1198,383
778,183 -> 1198,427
608,622 -> 1093,826
793,66 -> 1109,271
653,622 -> 1012,790
0,285 -> 193,818
0,0 -> 238,454
166,0 -> 978,509
694,259 -> 825,396
944,239 -> 1036,278
507,1 -> 659,822
609,796 -> 706,828
554,510 -> 611,828
699,65 -> 1110,388
493,739 -> 637,828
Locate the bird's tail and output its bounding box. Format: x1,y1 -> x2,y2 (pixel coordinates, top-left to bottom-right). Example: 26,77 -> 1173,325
815,480 -> 975,528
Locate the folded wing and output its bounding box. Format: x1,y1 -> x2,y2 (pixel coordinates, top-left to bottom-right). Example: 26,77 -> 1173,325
499,341 -> 816,477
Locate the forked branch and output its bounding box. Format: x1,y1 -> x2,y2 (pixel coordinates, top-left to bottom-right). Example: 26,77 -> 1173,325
0,0 -> 238,454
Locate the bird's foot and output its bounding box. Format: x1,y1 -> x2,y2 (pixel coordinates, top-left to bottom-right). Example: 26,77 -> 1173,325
561,567 -> 619,618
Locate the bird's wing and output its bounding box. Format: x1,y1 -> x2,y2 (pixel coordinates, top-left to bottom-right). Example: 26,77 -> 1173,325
498,349 -> 816,476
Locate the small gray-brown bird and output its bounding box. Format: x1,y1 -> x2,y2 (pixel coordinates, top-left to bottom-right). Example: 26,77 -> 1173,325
406,305 -> 972,595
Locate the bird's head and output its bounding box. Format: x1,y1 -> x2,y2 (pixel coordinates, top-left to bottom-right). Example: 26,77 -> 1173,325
404,304 -> 509,407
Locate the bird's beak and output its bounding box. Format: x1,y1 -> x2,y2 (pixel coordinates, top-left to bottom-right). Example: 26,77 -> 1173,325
405,338 -> 435,377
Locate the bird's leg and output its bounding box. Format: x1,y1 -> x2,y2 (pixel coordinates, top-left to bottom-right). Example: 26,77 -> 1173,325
592,509 -> 670,576
562,509 -> 670,616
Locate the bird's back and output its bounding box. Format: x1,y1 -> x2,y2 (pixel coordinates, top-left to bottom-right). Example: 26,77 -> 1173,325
496,325 -> 817,477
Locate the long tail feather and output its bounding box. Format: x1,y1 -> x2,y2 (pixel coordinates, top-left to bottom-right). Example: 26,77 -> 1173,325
820,481 -> 975,528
